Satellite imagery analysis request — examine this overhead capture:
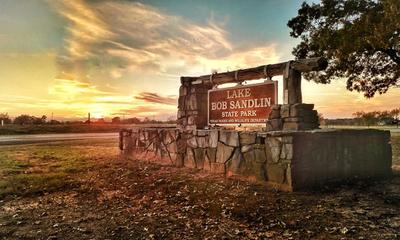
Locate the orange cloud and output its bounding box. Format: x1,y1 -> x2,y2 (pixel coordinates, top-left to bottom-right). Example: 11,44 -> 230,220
135,92 -> 177,105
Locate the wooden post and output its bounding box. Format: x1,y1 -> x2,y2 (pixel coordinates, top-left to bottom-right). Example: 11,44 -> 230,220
288,69 -> 302,104
283,62 -> 302,104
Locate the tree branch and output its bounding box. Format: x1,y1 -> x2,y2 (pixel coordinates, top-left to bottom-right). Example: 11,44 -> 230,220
380,48 -> 400,64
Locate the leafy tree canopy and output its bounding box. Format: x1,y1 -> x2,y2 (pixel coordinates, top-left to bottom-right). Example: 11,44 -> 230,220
288,0 -> 400,97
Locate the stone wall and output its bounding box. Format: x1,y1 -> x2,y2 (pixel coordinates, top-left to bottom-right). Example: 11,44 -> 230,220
267,103 -> 319,131
120,128 -> 392,191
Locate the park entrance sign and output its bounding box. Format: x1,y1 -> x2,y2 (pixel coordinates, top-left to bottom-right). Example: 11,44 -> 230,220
208,81 -> 278,124
120,57 -> 392,192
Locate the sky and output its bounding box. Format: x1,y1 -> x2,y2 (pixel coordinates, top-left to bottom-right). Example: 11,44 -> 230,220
0,0 -> 399,121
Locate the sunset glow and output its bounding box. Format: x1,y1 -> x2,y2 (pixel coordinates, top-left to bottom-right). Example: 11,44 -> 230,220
0,0 -> 399,120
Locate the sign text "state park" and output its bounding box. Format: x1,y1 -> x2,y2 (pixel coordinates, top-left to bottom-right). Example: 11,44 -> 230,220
208,81 -> 277,124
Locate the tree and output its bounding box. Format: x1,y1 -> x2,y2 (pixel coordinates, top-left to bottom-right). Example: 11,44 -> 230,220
352,111 -> 379,126
318,113 -> 325,125
13,114 -> 34,125
0,113 -> 12,124
111,117 -> 121,124
288,0 -> 400,97
391,108 -> 400,120
123,117 -> 141,124
377,110 -> 393,124
391,108 -> 400,127
32,115 -> 47,124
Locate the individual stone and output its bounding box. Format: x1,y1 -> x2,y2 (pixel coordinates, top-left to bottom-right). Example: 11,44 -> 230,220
176,137 -> 186,153
219,131 -> 240,147
208,130 -> 218,148
272,104 -> 281,110
241,144 -> 253,153
185,125 -> 196,131
283,122 -> 301,131
203,153 -> 211,171
186,110 -> 199,115
139,131 -> 146,142
179,85 -> 188,96
187,94 -> 197,110
185,148 -> 196,168
239,132 -> 257,145
266,164 -> 286,184
248,160 -> 267,181
195,130 -> 208,137
281,136 -> 293,144
290,103 -> 314,114
286,164 -> 292,186
194,148 -> 205,169
284,117 -> 302,123
178,96 -> 186,110
177,118 -> 187,127
226,148 -> 244,174
265,137 -> 282,163
243,145 -> 266,162
269,119 -> 283,131
281,105 -> 290,118
187,136 -> 197,148
271,104 -> 282,111
210,163 -> 225,174
197,136 -> 207,148
187,115 -> 196,125
164,131 -> 175,145
167,142 -> 177,153
269,109 -> 281,119
206,148 -> 217,163
216,142 -> 234,163
175,153 -> 184,167
303,111 -> 319,122
280,143 -> 293,160
137,139 -> 146,148
253,144 -> 266,163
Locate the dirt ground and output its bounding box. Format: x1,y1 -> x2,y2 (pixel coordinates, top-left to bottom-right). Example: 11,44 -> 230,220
0,139 -> 399,240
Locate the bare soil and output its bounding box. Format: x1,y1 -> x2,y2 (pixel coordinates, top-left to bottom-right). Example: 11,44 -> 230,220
0,139 -> 399,240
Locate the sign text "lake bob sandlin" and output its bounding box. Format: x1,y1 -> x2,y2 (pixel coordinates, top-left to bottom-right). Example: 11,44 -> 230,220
208,82 -> 277,124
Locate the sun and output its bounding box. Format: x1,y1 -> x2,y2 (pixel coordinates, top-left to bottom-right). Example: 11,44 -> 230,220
90,105 -> 108,119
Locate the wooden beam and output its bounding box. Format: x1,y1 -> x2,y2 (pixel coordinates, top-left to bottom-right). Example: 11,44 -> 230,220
182,57 -> 327,85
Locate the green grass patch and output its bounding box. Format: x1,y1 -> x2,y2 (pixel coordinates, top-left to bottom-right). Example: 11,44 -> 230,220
0,139 -> 118,199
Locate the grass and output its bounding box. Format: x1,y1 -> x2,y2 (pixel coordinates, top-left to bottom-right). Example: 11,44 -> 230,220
0,123 -> 175,135
0,124 -> 128,135
0,139 -> 118,198
391,132 -> 400,167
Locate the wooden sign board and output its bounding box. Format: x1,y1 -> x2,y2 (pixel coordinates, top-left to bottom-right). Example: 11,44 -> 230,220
208,81 -> 278,124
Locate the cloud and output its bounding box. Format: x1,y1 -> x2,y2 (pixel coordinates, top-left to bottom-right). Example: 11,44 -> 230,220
49,0 -> 279,81
135,92 -> 177,105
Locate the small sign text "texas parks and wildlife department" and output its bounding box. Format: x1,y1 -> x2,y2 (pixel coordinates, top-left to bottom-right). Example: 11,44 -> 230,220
208,81 -> 278,124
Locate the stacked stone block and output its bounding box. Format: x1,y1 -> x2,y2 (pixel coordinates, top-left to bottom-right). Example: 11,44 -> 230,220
177,79 -> 211,131
267,103 -> 319,131
121,128 -> 179,164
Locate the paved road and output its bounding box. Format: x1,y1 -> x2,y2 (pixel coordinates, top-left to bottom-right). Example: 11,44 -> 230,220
0,132 -> 118,145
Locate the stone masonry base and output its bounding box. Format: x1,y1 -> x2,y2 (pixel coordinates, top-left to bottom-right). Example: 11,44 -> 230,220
120,128 -> 392,191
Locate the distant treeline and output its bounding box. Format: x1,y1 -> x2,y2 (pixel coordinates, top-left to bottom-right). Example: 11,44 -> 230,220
323,108 -> 400,126
0,113 -> 176,125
